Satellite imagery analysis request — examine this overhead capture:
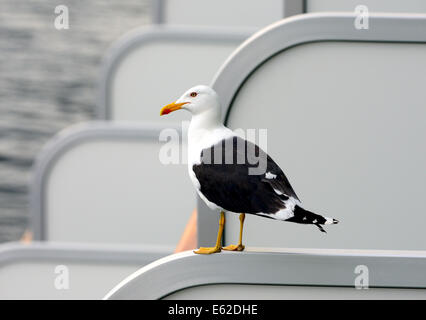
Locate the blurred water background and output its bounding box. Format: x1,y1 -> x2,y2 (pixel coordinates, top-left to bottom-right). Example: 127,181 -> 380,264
0,0 -> 150,242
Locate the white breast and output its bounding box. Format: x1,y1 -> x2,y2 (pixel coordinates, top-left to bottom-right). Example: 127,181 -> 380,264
187,124 -> 235,169
186,124 -> 235,211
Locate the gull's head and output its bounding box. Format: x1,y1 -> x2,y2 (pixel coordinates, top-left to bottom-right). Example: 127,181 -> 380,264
160,85 -> 220,118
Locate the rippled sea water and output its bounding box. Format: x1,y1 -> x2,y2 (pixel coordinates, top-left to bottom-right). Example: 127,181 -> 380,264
0,0 -> 150,242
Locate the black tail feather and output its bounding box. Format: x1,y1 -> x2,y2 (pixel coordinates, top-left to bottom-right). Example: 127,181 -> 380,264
286,205 -> 338,233
315,223 -> 327,233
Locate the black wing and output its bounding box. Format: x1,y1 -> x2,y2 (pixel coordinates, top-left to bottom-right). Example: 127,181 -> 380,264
192,136 -> 299,215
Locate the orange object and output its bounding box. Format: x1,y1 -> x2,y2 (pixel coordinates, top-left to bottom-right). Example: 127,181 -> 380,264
20,229 -> 33,244
175,209 -> 197,253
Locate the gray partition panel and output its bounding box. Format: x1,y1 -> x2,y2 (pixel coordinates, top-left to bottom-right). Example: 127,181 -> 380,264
0,241 -> 168,265
151,0 -> 165,24
105,248 -> 426,299
151,0 -> 304,26
98,26 -> 253,120
30,121 -> 184,241
212,13 -> 426,122
197,13 -> 426,247
0,241 -> 170,299
196,198 -> 220,248
165,283 -> 426,300
306,0 -> 426,13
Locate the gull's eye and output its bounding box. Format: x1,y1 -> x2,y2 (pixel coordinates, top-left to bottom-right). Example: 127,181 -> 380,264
190,92 -> 197,97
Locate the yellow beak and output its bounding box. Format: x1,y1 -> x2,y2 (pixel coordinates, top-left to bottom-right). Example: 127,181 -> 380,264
160,101 -> 188,116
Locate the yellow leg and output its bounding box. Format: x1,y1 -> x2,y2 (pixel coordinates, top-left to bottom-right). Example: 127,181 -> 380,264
193,211 -> 225,254
223,213 -> 245,251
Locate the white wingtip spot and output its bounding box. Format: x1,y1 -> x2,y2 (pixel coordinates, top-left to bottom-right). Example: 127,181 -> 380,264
273,188 -> 283,195
265,172 -> 277,179
324,217 -> 339,224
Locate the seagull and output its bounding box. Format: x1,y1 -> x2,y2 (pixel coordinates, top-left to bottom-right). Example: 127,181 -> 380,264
160,85 -> 339,254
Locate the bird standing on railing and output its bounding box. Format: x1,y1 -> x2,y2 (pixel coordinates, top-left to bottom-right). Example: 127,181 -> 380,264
160,85 -> 338,254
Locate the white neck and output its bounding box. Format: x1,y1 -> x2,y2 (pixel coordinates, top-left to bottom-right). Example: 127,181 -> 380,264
188,107 -> 222,132
187,105 -> 235,167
